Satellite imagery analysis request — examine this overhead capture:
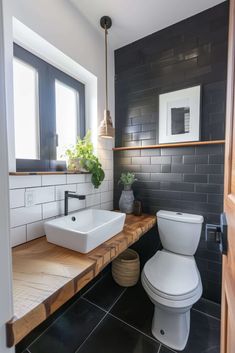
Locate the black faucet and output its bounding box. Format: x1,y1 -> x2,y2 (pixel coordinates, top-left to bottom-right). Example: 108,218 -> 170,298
64,191 -> 86,216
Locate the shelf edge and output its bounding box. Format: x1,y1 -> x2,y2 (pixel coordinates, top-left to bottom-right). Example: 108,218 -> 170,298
113,140 -> 225,151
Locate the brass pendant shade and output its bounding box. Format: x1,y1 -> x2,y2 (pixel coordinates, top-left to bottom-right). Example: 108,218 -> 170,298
98,16 -> 115,138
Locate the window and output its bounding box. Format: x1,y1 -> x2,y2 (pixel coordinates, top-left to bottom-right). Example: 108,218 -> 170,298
13,44 -> 85,171
55,80 -> 79,160
13,59 -> 40,159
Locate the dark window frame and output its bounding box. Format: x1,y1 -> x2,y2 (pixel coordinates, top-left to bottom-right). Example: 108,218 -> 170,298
13,44 -> 85,172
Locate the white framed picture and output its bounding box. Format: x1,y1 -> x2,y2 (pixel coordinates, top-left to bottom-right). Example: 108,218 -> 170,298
159,85 -> 201,144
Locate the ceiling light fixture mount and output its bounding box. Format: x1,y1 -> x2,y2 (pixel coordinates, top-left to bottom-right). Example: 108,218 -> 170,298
100,16 -> 112,30
98,15 -> 115,139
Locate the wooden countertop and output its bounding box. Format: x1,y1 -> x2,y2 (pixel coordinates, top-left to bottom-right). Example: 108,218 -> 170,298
7,214 -> 156,347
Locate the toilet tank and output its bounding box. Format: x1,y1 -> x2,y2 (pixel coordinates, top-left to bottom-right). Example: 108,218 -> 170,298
157,210 -> 204,256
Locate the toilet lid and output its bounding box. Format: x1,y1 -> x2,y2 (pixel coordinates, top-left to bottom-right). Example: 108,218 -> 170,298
143,251 -> 199,297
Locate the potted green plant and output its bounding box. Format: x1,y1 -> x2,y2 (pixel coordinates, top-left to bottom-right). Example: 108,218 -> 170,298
118,172 -> 137,213
65,131 -> 105,188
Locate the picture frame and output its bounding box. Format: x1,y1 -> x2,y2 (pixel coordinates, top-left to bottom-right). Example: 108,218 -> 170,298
159,85 -> 201,144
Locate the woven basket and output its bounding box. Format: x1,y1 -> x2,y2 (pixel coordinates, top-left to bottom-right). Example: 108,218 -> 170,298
112,249 -> 140,287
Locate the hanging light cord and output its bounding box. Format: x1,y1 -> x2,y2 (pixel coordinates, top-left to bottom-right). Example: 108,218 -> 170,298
99,15 -> 114,137
105,23 -> 108,113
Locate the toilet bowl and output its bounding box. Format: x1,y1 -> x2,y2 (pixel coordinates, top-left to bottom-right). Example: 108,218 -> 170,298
141,210 -> 203,351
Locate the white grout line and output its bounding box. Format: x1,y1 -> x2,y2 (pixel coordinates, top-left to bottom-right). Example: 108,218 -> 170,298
161,343 -> 178,353
83,286 -> 127,314
26,272 -> 123,351
80,273 -> 106,298
26,295 -> 97,350
82,297 -> 108,313
108,287 -> 127,311
200,297 -> 221,307
82,274 -> 127,312
77,288 -> 160,353
192,307 -> 221,321
75,289 -> 128,352
108,312 -> 158,344
160,344 -> 177,353
75,311 -> 109,353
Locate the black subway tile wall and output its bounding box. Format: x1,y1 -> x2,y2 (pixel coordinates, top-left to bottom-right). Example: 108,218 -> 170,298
115,3 -> 228,147
114,2 -> 228,303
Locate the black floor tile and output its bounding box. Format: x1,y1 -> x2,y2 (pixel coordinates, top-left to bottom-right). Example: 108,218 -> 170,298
160,346 -> 176,353
110,281 -> 154,337
181,310 -> 220,353
79,272 -> 103,296
193,297 -> 221,320
84,272 -> 125,311
77,314 -> 160,353
16,292 -> 81,353
29,299 -> 105,353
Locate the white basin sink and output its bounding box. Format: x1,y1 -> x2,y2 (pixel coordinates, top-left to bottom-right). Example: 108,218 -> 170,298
44,209 -> 126,253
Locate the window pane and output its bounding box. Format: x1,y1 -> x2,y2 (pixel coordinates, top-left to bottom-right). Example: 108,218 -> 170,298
55,80 -> 79,160
13,58 -> 40,159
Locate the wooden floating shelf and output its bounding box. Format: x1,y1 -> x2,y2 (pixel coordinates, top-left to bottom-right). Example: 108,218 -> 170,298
113,140 -> 225,151
7,214 -> 156,347
9,171 -> 90,176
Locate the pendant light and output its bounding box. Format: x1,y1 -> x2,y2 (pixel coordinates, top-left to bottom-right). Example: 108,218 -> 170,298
98,16 -> 115,138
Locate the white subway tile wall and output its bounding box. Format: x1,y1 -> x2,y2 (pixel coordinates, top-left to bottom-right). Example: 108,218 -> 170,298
28,186 -> 55,204
10,204 -> 42,228
55,184 -> 76,200
42,201 -> 62,219
10,226 -> 26,247
10,189 -> 25,208
86,193 -> 101,207
42,174 -> 67,186
27,220 -> 47,242
66,174 -> 86,184
9,175 -> 41,189
9,139 -> 114,247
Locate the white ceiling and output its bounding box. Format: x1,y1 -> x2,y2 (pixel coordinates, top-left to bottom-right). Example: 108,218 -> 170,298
70,0 -> 225,50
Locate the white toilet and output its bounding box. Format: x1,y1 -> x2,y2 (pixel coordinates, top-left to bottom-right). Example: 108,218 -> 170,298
141,210 -> 204,351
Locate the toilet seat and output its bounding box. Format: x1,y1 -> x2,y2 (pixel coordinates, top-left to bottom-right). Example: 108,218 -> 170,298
143,250 -> 199,296
142,250 -> 202,308
142,272 -> 202,308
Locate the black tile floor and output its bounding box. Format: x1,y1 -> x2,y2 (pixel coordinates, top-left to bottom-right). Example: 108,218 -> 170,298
19,272 -> 221,353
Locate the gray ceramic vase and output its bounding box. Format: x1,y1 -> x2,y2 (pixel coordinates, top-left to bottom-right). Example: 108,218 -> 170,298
119,185 -> 134,214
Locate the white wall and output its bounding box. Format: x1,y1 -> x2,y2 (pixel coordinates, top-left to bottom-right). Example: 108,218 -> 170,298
0,0 -> 14,351
4,0 -> 115,171
11,0 -> 114,82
